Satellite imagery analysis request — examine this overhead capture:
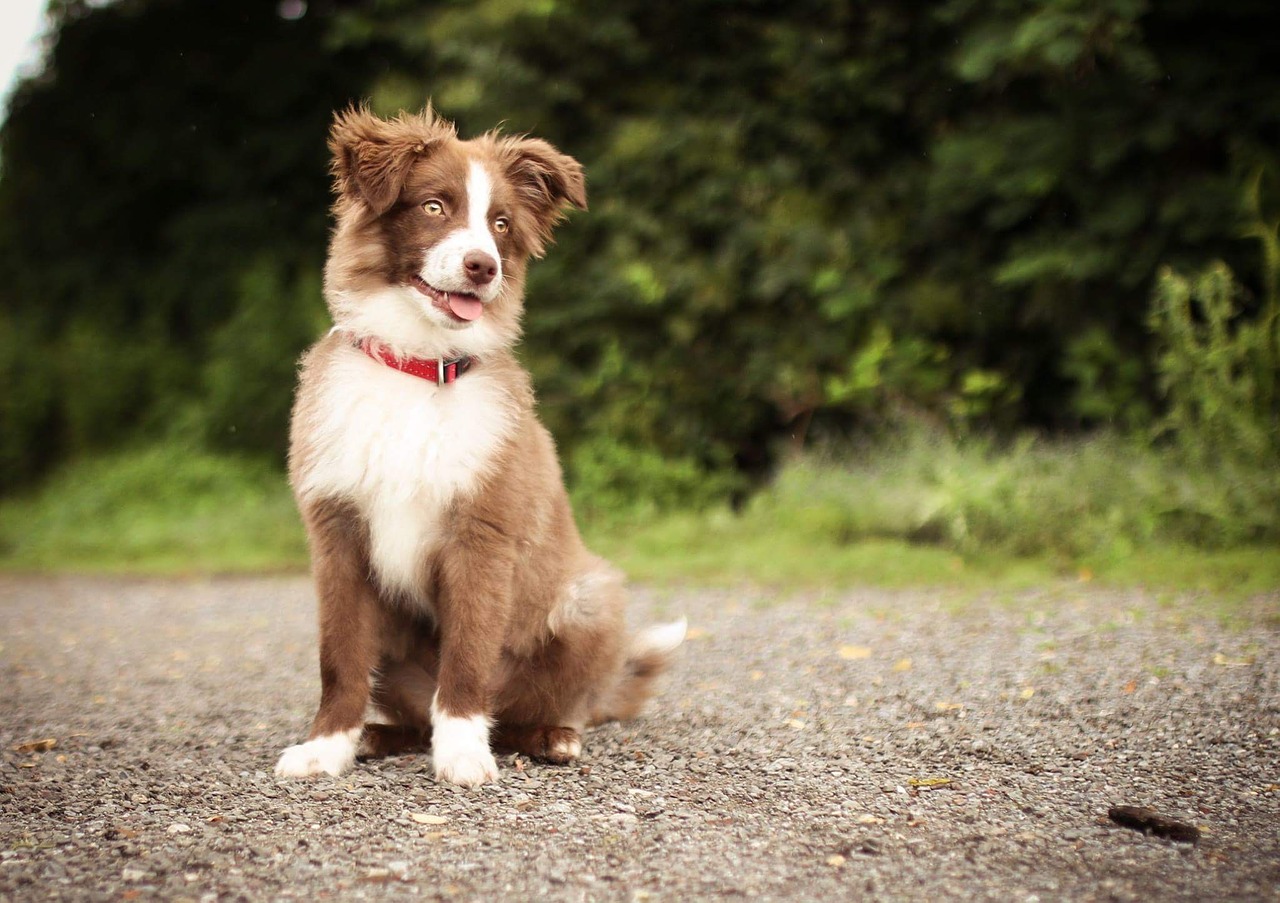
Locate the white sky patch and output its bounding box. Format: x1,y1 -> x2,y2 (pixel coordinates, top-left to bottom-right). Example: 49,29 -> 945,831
0,0 -> 51,118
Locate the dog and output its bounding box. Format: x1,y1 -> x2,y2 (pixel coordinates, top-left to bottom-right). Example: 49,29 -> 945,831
273,105 -> 685,787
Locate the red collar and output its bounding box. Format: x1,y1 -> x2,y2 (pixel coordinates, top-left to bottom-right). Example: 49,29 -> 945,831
354,336 -> 475,386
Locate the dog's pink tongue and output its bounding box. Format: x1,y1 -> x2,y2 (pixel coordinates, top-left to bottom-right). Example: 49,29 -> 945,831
447,294 -> 484,321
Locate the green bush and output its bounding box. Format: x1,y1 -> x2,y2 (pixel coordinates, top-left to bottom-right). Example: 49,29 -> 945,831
6,0 -> 1280,496
1148,171 -> 1280,470
747,431 -> 1279,560
339,0 -> 1280,476
0,314 -> 56,491
200,260 -> 328,457
0,0 -> 377,490
568,435 -> 743,525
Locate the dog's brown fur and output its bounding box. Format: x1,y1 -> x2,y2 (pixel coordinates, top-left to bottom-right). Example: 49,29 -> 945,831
276,106 -> 682,786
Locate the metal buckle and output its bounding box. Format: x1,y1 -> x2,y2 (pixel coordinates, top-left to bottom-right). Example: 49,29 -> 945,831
436,356 -> 447,387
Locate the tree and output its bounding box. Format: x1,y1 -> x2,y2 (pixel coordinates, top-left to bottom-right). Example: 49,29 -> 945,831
0,0 -> 388,486
3,0 -> 1277,502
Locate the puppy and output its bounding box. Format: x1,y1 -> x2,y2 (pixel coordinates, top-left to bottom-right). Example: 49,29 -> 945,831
274,105 -> 685,786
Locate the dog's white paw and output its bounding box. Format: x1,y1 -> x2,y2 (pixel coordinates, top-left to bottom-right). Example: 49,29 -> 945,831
434,744 -> 500,787
431,698 -> 498,787
274,729 -> 360,778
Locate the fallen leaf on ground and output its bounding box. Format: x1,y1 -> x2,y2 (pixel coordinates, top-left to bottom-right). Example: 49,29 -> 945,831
409,813 -> 448,825
826,854 -> 846,868
750,670 -> 765,680
893,658 -> 912,672
1020,687 -> 1036,700
1122,680 -> 1137,694
908,777 -> 953,788
935,702 -> 964,711
1213,653 -> 1253,667
13,738 -> 57,753
838,645 -> 872,660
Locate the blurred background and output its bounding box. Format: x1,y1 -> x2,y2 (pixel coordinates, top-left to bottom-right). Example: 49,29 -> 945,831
0,0 -> 1276,590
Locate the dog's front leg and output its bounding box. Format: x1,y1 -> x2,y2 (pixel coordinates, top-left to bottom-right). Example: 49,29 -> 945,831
276,513 -> 381,778
431,524 -> 515,787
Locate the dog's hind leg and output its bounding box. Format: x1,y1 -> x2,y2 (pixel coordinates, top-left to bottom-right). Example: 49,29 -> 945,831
358,723 -> 431,758
362,656 -> 436,760
492,723 -> 583,764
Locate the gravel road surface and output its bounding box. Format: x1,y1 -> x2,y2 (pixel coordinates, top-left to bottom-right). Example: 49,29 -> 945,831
2,575 -> 1278,901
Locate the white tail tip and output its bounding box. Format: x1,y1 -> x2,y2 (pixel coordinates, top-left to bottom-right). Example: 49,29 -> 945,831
634,618 -> 688,656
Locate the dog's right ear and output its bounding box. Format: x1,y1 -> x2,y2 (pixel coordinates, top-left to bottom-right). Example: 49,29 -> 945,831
329,105 -> 455,215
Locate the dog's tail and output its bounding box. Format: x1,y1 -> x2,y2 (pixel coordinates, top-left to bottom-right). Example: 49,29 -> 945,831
590,619 -> 688,725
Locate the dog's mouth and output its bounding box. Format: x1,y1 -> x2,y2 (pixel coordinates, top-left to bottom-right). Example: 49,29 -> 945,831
411,276 -> 484,323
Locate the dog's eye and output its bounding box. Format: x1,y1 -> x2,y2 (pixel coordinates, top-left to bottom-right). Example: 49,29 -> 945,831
493,216 -> 510,234
423,200 -> 446,217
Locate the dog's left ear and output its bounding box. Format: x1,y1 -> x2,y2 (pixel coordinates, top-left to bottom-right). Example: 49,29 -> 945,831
503,138 -> 587,254
330,105 -> 455,215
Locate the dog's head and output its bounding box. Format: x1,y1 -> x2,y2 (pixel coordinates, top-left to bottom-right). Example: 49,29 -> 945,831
323,105 -> 587,359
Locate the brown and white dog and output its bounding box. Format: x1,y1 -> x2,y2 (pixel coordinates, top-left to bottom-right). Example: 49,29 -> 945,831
274,105 -> 685,787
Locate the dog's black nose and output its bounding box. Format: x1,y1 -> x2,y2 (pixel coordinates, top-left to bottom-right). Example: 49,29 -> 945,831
464,251 -> 498,286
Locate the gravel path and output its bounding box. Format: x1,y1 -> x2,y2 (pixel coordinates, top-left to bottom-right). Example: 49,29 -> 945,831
1,575 -> 1278,901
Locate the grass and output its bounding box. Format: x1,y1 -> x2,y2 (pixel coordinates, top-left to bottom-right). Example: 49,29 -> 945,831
583,511 -> 1051,590
587,514 -> 1280,599
0,443 -> 306,575
1,436 -> 1277,603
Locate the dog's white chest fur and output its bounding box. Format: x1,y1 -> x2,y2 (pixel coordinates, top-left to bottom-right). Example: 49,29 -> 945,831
297,348 -> 513,601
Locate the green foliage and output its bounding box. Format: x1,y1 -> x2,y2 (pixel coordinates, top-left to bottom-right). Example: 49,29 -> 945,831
757,432 -> 1279,557
1149,174 -> 1280,468
1149,264 -> 1278,466
1061,327 -> 1151,429
0,0 -> 382,487
3,0 -> 1280,505
5,435 -> 1275,599
201,260 -> 328,457
332,0 -> 1280,480
0,312 -> 56,487
568,436 -> 743,525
